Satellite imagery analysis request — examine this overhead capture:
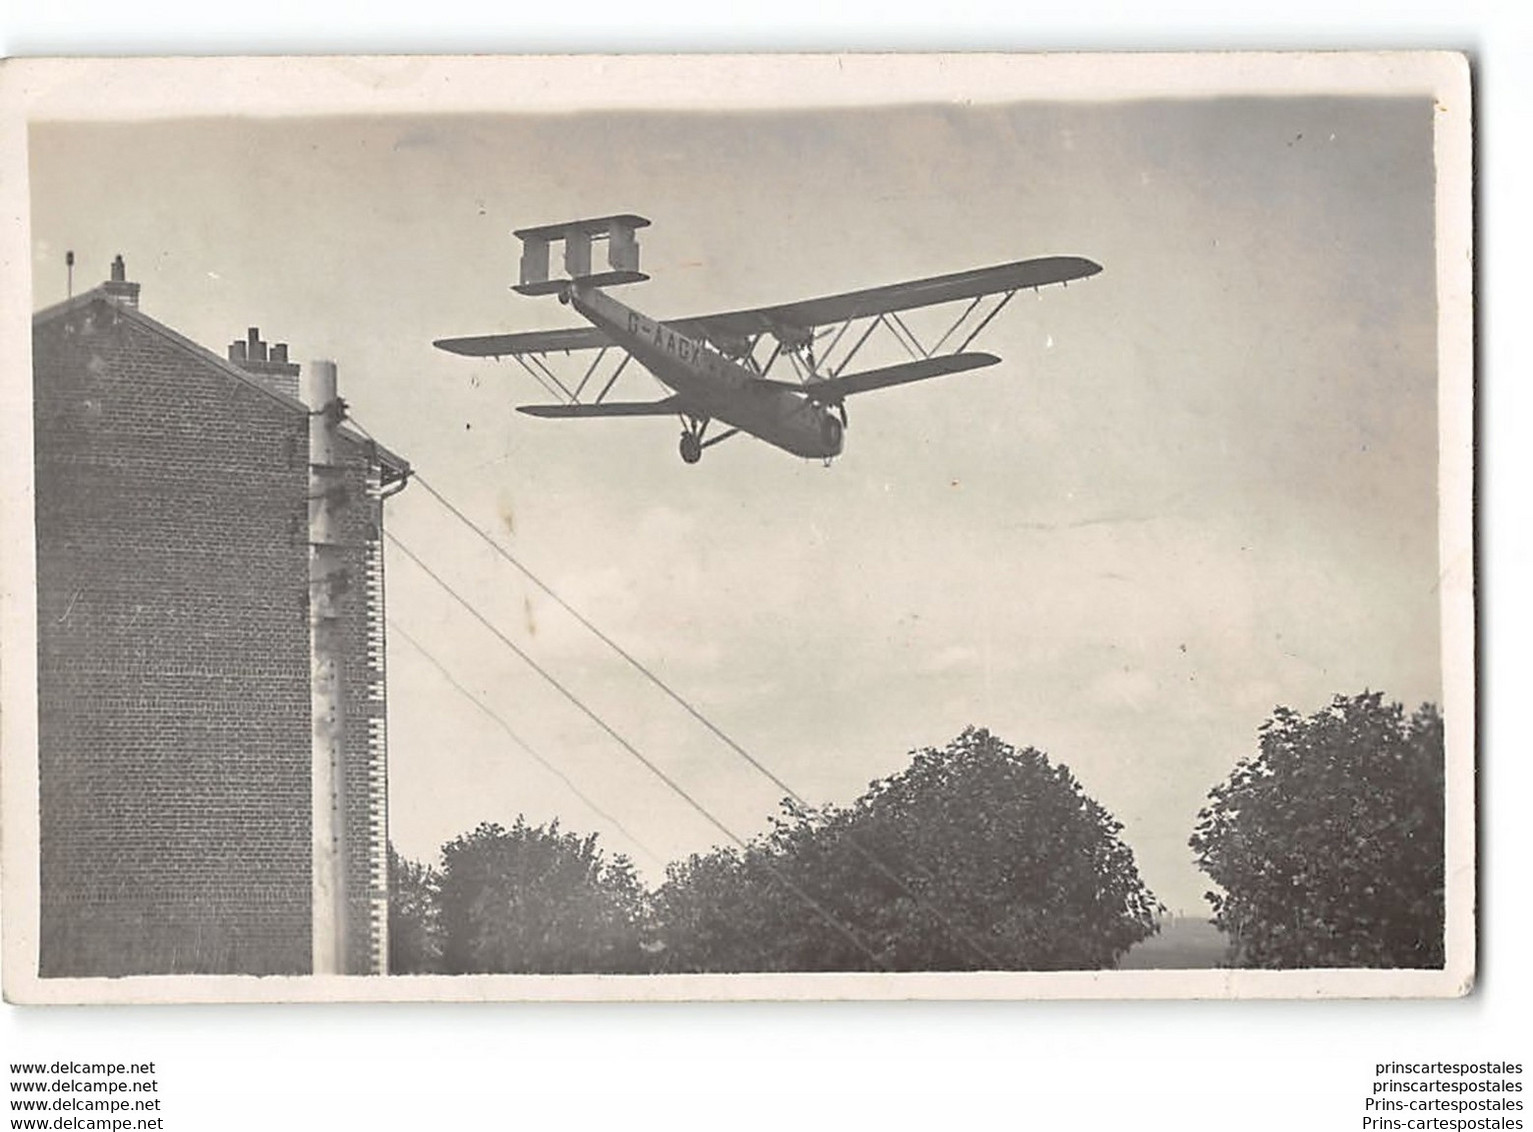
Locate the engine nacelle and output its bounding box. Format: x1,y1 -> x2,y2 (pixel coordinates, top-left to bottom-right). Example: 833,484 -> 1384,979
820,412 -> 845,457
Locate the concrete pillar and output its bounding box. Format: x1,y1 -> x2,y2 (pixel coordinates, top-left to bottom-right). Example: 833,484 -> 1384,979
306,359 -> 349,974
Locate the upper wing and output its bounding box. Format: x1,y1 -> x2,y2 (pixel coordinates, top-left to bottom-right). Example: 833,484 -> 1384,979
517,396 -> 684,418
434,255 -> 1099,359
673,257 -> 1102,342
755,353 -> 1000,403
434,327 -> 614,357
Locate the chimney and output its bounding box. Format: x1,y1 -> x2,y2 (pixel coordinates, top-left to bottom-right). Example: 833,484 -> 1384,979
101,254 -> 141,308
228,325 -> 302,399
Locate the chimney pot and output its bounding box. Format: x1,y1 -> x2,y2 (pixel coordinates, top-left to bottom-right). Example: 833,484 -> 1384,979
101,255 -> 140,307
229,326 -> 300,397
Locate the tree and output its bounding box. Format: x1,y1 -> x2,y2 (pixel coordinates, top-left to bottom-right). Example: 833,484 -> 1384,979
1189,692 -> 1444,969
387,845 -> 442,974
651,727 -> 1160,972
435,817 -> 648,974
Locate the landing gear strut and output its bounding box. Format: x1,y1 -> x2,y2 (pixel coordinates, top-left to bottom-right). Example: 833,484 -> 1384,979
679,416 -> 708,464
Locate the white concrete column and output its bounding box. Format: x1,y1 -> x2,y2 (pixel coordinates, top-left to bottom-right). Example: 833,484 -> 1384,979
306,359 -> 349,975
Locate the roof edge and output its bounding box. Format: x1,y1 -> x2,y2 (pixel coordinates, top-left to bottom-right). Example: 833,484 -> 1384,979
34,288 -> 411,480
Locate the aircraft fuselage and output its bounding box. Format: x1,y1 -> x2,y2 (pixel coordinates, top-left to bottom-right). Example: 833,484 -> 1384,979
570,284 -> 844,460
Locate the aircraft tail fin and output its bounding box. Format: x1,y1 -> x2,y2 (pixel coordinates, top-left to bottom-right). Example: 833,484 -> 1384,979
512,214 -> 652,296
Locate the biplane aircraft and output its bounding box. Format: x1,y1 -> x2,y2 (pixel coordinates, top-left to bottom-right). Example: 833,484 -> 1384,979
434,215 -> 1101,465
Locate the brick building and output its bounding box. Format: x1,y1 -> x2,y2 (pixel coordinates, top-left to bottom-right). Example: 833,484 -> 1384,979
32,258 -> 409,976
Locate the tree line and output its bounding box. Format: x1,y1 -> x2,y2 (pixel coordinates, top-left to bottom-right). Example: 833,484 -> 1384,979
390,692 -> 1446,974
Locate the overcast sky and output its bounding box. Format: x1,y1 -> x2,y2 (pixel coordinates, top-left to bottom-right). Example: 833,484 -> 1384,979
28,82 -> 1445,915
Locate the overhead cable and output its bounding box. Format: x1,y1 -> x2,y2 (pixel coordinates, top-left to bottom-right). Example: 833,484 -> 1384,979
405,469 -> 1002,969
389,619 -> 668,871
385,529 -> 892,971
348,411 -> 998,967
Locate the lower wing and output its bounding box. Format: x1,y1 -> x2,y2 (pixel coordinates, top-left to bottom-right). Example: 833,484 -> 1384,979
754,352 -> 1000,403
435,327 -> 613,356
516,396 -> 684,418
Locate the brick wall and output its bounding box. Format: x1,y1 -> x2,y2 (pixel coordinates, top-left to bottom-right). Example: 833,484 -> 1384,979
33,293 -> 395,976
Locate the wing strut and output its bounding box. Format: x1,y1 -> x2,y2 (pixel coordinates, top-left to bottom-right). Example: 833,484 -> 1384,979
831,316 -> 886,378
928,294 -> 986,357
514,353 -> 577,402
512,354 -> 564,402
572,346 -> 609,402
886,311 -> 928,360
594,353 -> 634,404
956,290 -> 1019,353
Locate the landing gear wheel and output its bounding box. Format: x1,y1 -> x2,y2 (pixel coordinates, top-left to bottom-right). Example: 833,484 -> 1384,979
679,431 -> 703,464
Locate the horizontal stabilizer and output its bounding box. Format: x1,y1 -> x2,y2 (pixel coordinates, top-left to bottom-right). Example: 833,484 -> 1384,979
517,396 -> 684,418
756,352 -> 1000,403
513,270 -> 648,297
434,328 -> 614,357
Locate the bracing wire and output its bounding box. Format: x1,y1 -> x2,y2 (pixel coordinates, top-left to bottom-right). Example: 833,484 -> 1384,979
385,528 -> 892,971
